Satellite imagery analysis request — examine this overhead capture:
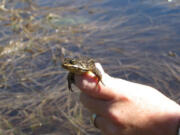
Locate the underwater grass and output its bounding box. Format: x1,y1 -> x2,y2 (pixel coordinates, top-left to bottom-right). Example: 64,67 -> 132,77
0,0 -> 179,135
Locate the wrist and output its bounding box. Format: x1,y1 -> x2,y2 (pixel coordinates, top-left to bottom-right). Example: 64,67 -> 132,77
149,101 -> 180,135
176,113 -> 180,135
169,113 -> 180,135
163,104 -> 180,135
177,121 -> 180,135
172,112 -> 180,135
160,98 -> 180,135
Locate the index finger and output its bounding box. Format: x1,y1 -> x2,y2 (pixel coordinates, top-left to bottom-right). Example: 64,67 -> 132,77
74,63 -> 120,100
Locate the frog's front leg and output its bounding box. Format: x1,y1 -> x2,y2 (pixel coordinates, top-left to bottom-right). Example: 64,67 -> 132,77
67,72 -> 75,92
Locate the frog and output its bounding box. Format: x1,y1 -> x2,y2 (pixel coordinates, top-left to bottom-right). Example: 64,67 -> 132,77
61,57 -> 103,91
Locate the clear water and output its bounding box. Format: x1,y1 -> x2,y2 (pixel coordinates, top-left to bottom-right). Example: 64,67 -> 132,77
0,0 -> 179,134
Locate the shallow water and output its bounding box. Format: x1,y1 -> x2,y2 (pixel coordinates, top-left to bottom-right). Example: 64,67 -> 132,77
0,0 -> 180,134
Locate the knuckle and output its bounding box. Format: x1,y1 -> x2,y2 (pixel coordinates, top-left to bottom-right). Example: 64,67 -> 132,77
107,107 -> 118,120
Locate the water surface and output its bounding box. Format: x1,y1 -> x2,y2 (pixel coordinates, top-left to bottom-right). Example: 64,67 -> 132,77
0,0 -> 179,134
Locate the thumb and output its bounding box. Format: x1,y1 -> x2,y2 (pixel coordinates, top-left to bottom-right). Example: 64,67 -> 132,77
74,63 -> 122,100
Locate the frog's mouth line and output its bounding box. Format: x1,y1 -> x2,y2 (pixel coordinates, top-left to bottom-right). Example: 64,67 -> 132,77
62,64 -> 88,73
62,64 -> 79,69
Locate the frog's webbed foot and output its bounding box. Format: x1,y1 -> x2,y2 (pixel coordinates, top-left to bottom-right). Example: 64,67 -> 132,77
67,72 -> 75,92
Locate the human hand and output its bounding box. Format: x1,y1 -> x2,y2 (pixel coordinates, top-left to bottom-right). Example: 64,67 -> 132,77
75,63 -> 180,135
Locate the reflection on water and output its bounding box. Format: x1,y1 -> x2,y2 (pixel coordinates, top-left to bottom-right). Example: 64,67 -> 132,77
0,0 -> 180,134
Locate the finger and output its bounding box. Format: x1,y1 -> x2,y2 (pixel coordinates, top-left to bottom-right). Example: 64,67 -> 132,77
80,92 -> 109,117
95,116 -> 123,135
75,63 -> 122,100
75,63 -> 143,101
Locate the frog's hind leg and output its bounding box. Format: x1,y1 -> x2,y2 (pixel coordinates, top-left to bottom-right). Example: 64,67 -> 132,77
67,72 -> 74,92
93,67 -> 105,86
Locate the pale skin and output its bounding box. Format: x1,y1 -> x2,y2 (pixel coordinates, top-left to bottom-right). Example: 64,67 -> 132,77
74,63 -> 180,135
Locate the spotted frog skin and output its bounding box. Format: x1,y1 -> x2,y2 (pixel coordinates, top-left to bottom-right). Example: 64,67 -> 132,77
61,57 -> 102,91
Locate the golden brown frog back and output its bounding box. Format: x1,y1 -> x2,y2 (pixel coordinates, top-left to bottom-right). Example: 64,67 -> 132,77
62,57 -> 96,74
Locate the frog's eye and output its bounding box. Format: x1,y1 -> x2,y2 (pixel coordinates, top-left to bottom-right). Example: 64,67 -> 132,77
69,59 -> 74,64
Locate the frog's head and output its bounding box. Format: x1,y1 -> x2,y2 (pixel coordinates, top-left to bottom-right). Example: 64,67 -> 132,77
62,57 -> 87,73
